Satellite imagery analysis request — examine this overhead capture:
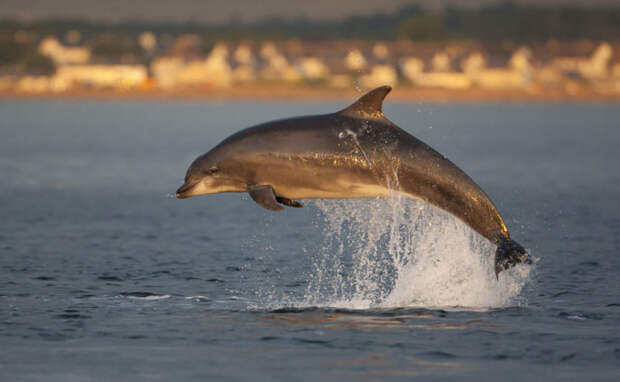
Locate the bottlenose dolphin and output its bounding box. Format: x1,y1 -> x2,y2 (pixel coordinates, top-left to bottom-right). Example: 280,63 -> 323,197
176,86 -> 530,277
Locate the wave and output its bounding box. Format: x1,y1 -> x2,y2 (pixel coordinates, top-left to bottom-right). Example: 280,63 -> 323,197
298,196 -> 532,310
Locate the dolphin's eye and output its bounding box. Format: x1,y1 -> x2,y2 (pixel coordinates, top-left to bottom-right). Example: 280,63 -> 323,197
206,166 -> 219,174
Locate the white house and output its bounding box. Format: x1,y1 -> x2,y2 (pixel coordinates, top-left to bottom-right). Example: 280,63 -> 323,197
38,37 -> 91,65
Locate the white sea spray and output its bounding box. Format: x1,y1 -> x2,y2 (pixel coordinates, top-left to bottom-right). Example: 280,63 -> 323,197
301,197 -> 532,309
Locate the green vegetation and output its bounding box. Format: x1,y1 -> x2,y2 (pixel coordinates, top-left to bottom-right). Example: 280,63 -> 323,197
434,3 -> 620,41
399,15 -> 446,41
0,3 -> 618,43
90,34 -> 145,60
0,35 -> 55,74
2,3 -> 619,43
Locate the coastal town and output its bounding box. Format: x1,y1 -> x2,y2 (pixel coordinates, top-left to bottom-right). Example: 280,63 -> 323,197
2,30 -> 620,100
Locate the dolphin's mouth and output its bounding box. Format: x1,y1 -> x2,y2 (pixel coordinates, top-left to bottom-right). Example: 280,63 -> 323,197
175,181 -> 198,199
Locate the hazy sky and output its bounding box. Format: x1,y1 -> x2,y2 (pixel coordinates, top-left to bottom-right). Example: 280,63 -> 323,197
2,0 -> 618,23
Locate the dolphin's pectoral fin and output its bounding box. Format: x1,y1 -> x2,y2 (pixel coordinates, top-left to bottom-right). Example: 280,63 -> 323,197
248,185 -> 285,211
276,196 -> 304,208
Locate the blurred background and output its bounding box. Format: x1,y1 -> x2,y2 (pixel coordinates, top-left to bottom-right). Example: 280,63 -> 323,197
3,3 -> 620,380
1,0 -> 619,100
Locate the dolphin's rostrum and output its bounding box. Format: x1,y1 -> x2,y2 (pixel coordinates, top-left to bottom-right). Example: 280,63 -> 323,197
176,86 -> 531,277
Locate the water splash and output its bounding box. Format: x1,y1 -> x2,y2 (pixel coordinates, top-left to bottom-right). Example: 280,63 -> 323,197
302,196 -> 532,310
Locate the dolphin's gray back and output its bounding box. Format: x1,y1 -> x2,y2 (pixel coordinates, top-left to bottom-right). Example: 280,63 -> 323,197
337,114 -> 508,243
215,115 -> 344,156
211,112 -> 508,243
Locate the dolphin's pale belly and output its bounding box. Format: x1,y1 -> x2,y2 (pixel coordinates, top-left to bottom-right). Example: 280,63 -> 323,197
256,154 -> 410,200
251,152 -> 382,199
273,181 -> 393,200
254,151 -> 505,243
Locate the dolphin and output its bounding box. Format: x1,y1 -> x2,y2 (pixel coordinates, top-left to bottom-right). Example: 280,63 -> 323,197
176,86 -> 530,277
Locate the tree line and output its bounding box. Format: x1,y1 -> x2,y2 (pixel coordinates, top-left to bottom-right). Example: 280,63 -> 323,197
1,2 -> 619,74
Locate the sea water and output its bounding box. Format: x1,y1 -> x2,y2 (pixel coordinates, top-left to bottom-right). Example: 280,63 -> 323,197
1,99 -> 619,380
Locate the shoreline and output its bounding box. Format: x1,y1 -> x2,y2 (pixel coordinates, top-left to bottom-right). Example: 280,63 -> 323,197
1,85 -> 619,102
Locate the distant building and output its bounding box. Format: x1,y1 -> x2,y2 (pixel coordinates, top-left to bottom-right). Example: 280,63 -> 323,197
259,42 -> 301,82
233,44 -> 255,66
509,47 -> 534,74
535,66 -> 565,88
7,37 -> 617,96
14,75 -> 68,92
298,57 -> 330,81
431,52 -> 451,72
232,65 -> 256,83
260,42 -> 279,60
345,49 -> 367,71
461,52 -> 486,75
203,44 -> 234,86
38,37 -> 91,65
230,44 -> 257,83
408,50 -> 471,89
54,65 -> 146,89
400,57 -> 424,83
372,43 -> 389,61
552,42 -> 613,80
463,47 -> 533,89
413,72 -> 472,89
153,43 -> 233,88
359,65 -> 398,88
329,74 -> 353,88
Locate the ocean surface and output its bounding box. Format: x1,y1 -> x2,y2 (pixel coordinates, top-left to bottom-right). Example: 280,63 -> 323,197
1,98 -> 619,381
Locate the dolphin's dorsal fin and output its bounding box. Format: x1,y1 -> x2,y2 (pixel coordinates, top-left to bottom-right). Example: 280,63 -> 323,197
337,86 -> 392,120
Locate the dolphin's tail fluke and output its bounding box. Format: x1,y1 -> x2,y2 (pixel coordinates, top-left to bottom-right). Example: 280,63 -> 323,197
494,235 -> 531,278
